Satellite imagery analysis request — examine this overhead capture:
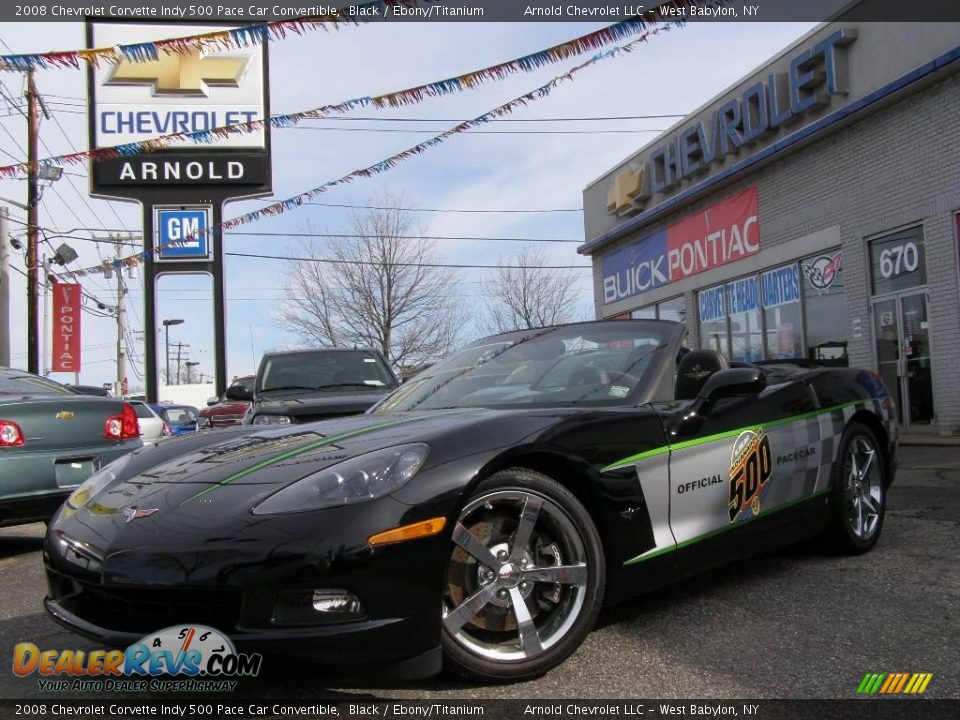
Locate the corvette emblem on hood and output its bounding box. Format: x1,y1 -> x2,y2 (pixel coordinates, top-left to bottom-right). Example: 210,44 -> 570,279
122,507 -> 158,523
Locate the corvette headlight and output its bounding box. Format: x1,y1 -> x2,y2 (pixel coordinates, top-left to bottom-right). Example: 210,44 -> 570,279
65,454 -> 132,510
252,443 -> 429,515
252,414 -> 292,425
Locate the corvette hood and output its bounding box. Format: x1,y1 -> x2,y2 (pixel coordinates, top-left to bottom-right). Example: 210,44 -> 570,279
50,408 -> 537,558
116,409 -> 490,489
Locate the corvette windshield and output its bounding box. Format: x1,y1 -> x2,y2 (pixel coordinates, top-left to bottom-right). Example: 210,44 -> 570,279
373,322 -> 674,412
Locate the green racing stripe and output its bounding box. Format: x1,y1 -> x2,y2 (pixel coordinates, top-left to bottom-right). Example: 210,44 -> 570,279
623,489 -> 832,565
179,409 -> 472,505
602,399 -> 875,473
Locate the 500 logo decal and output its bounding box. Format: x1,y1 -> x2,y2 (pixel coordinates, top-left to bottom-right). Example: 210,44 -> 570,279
728,429 -> 772,522
13,625 -> 261,691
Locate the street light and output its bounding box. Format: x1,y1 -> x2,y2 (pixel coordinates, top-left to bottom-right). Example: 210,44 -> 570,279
185,361 -> 200,384
162,319 -> 184,385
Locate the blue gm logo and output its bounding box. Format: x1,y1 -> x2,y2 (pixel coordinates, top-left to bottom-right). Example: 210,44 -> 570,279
157,207 -> 211,262
14,624 -> 261,681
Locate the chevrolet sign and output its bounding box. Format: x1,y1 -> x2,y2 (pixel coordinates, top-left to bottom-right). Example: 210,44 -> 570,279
90,22 -> 266,150
606,28 -> 856,216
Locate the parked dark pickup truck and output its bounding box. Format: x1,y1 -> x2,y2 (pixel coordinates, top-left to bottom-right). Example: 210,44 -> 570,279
231,348 -> 399,426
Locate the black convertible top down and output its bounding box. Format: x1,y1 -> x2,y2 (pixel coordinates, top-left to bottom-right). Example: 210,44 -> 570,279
45,321 -> 897,681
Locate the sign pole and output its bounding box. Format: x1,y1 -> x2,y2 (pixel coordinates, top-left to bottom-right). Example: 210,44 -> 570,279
213,202 -> 227,399
144,207 -> 158,403
0,207 -> 8,367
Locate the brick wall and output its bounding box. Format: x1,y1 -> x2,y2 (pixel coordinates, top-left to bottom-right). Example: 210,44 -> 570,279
592,71 -> 960,434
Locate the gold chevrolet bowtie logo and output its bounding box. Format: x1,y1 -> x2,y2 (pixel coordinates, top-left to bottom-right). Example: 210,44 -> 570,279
105,50 -> 249,96
606,167 -> 645,215
55,411 -> 74,420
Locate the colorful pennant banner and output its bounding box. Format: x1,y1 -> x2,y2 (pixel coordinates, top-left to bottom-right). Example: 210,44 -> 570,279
0,3 -> 711,179
0,0 -> 419,72
54,0 -> 732,280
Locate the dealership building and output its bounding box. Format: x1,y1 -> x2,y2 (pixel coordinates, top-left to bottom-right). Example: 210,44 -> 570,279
580,11 -> 960,435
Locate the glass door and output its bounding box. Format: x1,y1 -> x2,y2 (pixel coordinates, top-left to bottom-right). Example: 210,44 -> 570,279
872,293 -> 934,428
900,293 -> 934,427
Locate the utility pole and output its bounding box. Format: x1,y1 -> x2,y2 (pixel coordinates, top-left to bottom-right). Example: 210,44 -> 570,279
0,207 -> 9,367
116,247 -> 128,397
170,342 -> 189,385
41,256 -> 50,376
25,69 -> 40,374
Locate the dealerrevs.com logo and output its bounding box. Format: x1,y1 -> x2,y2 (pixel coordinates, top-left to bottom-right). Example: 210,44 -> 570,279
13,625 -> 261,693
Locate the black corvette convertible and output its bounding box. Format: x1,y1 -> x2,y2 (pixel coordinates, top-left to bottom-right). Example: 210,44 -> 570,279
45,320 -> 897,681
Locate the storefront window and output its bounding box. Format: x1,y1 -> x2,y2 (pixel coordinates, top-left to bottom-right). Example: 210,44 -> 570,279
698,285 -> 728,356
761,264 -> 802,359
801,249 -> 848,365
657,296 -> 686,324
870,226 -> 926,295
726,276 -> 763,362
630,307 -> 657,320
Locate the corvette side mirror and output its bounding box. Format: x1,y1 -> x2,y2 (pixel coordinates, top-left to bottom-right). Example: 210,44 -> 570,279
225,385 -> 253,401
670,368 -> 766,438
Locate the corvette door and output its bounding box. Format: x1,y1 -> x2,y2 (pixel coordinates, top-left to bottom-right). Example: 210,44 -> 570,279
666,379 -> 825,560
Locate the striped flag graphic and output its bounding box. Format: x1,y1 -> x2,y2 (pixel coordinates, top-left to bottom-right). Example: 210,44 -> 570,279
857,673 -> 933,694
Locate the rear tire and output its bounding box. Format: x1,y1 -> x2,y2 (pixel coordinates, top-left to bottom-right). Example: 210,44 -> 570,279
441,468 -> 605,682
820,422 -> 886,554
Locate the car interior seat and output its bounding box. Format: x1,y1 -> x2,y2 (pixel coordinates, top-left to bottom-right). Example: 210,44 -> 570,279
566,366 -> 610,389
675,350 -> 729,400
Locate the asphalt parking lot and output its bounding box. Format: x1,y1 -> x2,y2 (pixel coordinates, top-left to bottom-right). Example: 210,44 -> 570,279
0,445 -> 957,700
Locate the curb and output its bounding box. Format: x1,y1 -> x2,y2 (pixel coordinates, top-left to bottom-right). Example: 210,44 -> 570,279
899,435 -> 960,447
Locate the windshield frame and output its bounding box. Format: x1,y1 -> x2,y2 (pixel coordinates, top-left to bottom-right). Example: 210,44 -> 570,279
371,320 -> 684,414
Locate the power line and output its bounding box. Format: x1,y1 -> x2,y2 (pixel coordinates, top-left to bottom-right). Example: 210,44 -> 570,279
301,114 -> 686,122
225,230 -> 582,244
225,250 -> 591,270
284,127 -> 666,135
297,201 -> 582,213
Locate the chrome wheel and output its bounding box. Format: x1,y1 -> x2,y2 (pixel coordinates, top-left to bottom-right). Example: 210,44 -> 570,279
443,489 -> 589,662
844,435 -> 882,541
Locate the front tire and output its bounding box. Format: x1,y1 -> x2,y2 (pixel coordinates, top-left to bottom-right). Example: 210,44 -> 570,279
821,422 -> 887,554
441,468 -> 605,681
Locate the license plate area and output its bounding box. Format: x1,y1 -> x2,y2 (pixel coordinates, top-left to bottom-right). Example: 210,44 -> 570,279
54,457 -> 99,488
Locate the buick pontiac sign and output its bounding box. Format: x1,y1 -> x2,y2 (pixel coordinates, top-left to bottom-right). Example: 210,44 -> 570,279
601,187 -> 760,304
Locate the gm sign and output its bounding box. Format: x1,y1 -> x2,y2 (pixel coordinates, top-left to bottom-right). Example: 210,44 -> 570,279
155,207 -> 212,263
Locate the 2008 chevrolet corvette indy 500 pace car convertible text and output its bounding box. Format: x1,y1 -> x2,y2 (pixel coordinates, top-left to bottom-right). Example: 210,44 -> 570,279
45,320 -> 897,681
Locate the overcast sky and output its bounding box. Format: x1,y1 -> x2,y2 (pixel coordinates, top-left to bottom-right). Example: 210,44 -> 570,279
0,19 -> 817,390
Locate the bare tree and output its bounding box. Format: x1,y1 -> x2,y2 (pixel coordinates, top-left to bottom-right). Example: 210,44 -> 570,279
482,246 -> 580,333
275,195 -> 466,372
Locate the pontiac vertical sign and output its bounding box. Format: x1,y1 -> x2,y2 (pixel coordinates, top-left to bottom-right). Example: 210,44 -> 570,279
52,284 -> 81,373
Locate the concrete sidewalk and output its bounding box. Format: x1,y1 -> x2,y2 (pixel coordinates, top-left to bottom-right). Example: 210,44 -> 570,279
900,433 -> 960,447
